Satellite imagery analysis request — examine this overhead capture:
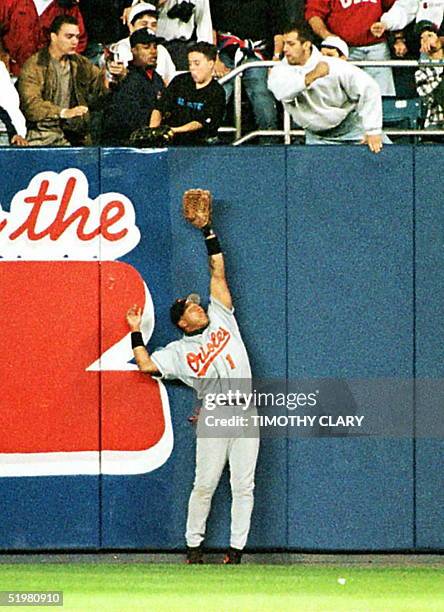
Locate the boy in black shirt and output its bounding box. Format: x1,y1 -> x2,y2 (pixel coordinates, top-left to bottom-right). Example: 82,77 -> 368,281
150,42 -> 226,145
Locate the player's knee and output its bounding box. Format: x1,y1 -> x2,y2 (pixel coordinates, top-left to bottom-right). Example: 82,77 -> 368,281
192,481 -> 218,500
231,480 -> 255,498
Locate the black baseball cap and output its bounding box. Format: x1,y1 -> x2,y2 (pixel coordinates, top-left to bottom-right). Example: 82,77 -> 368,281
130,29 -> 158,48
170,293 -> 201,326
415,20 -> 439,36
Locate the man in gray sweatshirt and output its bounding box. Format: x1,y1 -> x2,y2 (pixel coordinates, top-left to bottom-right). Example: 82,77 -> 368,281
268,20 -> 387,153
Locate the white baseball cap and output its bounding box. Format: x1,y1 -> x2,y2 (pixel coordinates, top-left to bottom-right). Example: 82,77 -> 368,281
321,36 -> 349,59
129,2 -> 158,24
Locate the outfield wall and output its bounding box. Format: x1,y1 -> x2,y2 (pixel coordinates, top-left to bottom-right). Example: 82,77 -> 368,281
0,146 -> 442,551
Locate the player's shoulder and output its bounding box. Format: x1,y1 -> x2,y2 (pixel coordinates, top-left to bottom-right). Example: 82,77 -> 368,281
208,296 -> 235,319
153,338 -> 184,354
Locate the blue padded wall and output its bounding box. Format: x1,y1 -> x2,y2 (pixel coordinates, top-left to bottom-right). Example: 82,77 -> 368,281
414,147 -> 444,549
167,147 -> 288,549
286,147 -> 414,549
0,146 -> 442,552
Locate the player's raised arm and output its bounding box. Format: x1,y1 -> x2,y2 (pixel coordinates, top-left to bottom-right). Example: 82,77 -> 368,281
182,189 -> 232,310
207,236 -> 232,311
126,305 -> 160,375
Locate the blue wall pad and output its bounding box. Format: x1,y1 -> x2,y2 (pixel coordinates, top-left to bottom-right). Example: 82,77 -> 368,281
286,147 -> 414,550
414,147 -> 444,549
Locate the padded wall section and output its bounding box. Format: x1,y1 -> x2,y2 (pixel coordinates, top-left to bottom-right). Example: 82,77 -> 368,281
0,146 -> 442,552
414,148 -> 444,549
286,147 -> 414,549
167,147 -> 288,549
99,149 -> 180,548
0,149 -> 100,548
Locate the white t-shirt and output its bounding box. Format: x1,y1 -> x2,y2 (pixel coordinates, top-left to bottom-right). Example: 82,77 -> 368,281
32,0 -> 54,16
0,61 -> 27,137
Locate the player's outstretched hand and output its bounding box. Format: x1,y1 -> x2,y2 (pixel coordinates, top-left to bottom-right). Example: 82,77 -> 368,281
183,189 -> 212,229
126,304 -> 143,331
361,133 -> 383,154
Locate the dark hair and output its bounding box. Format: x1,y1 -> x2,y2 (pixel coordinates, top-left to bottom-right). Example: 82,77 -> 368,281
187,41 -> 217,61
50,14 -> 78,34
170,299 -> 187,327
131,10 -> 158,25
282,20 -> 314,44
415,20 -> 439,36
130,28 -> 158,48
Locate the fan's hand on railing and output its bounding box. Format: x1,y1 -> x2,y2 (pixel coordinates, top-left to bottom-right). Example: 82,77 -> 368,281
361,133 -> 383,154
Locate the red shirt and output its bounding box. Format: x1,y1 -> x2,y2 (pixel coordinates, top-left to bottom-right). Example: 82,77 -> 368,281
0,0 -> 87,76
305,0 -> 396,47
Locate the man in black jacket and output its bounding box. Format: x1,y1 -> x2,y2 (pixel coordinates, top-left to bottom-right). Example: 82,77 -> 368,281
102,29 -> 164,145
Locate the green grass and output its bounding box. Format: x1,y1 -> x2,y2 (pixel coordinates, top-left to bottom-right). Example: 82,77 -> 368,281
0,564 -> 443,611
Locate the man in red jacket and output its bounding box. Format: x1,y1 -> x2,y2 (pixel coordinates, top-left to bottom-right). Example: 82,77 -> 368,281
305,0 -> 417,95
0,0 -> 87,77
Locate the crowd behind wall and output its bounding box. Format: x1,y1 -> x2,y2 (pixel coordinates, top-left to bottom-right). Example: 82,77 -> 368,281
0,0 -> 443,147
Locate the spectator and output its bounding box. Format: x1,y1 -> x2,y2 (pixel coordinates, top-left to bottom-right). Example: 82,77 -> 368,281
126,0 -> 213,70
415,21 -> 444,141
415,3 -> 444,53
113,3 -> 177,84
0,0 -> 87,77
305,0 -> 418,95
102,29 -> 164,145
0,59 -> 28,145
18,15 -> 117,146
372,1 -> 444,53
320,35 -> 349,59
149,41 -> 225,144
268,21 -> 387,153
388,28 -> 418,98
210,0 -> 288,141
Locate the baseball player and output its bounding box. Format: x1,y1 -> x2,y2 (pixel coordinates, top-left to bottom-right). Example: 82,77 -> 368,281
126,192 -> 259,564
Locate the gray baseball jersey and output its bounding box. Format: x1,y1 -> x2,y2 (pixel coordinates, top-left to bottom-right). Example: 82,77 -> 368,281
151,297 -> 251,400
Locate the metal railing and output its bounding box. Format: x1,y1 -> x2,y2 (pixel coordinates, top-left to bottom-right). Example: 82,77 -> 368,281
217,59 -> 444,145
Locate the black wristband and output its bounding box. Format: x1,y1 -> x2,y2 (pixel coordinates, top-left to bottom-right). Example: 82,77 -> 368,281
202,225 -> 213,238
131,331 -> 144,349
205,234 -> 221,256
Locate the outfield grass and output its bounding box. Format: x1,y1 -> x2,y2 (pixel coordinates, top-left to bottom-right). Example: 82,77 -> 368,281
0,564 -> 443,611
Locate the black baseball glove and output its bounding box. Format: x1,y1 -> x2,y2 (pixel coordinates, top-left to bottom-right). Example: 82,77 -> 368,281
128,125 -> 175,148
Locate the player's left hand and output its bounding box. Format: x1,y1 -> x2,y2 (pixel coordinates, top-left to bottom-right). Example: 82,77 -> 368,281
126,304 -> 143,331
361,133 -> 383,154
370,22 -> 386,37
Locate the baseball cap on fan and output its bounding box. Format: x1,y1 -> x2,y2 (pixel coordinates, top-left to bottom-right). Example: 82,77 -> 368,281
129,2 -> 158,24
321,36 -> 349,58
170,293 -> 201,326
129,29 -> 159,47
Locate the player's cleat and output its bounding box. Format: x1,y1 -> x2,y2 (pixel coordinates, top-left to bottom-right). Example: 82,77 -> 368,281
186,546 -> 204,564
223,547 -> 243,564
